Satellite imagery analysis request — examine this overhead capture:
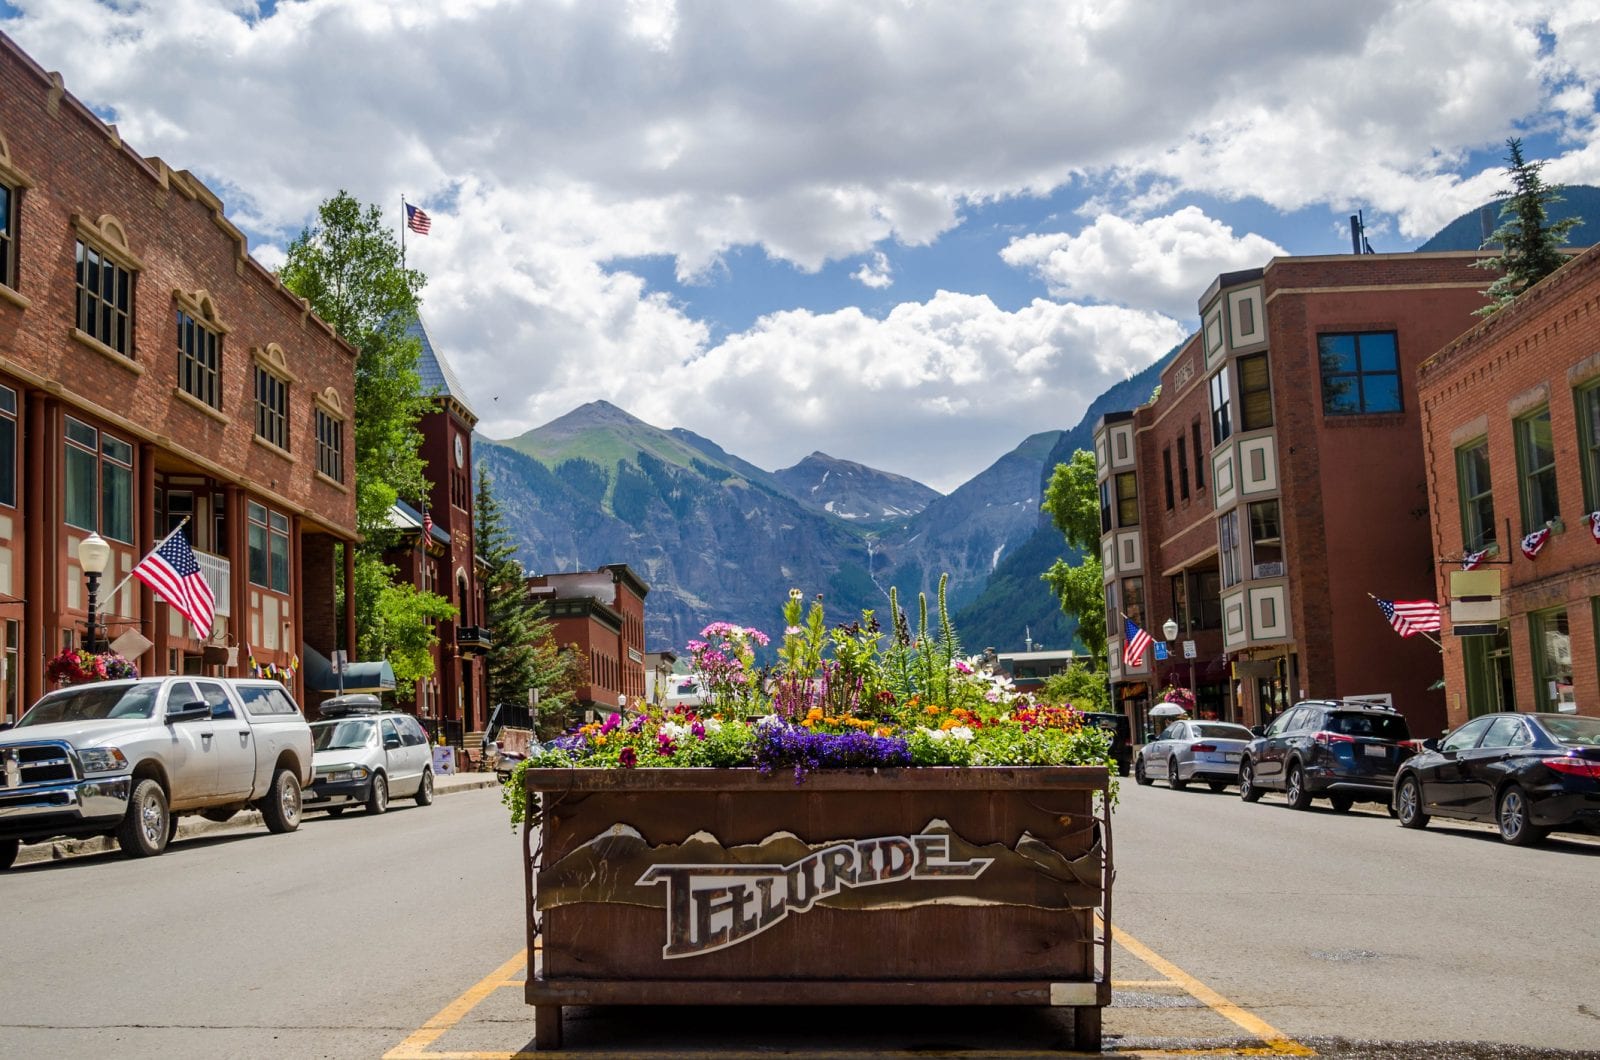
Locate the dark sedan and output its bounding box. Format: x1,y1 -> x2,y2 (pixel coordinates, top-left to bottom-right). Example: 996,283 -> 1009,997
1393,712 -> 1600,846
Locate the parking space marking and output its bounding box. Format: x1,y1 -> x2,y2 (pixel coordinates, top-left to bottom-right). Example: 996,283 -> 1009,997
1109,924 -> 1313,1057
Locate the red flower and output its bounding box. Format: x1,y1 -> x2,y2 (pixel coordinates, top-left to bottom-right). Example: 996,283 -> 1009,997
618,747 -> 638,769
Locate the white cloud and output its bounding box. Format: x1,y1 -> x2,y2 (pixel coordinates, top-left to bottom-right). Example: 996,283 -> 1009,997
852,251 -> 894,289
1002,208 -> 1285,319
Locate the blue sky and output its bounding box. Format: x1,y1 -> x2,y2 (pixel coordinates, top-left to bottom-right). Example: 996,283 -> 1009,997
3,2 -> 1597,491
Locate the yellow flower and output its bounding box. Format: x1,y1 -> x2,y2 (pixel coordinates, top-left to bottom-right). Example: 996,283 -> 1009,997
594,735 -> 607,746
940,717 -> 959,731
924,704 -> 941,715
806,707 -> 824,721
876,726 -> 892,737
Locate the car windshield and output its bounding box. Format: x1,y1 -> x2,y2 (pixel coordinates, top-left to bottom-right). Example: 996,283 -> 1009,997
1327,712 -> 1410,740
1540,715 -> 1600,747
18,684 -> 158,726
313,719 -> 377,751
1193,723 -> 1252,740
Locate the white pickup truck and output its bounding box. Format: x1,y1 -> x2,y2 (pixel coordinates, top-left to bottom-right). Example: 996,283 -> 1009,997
0,676 -> 313,868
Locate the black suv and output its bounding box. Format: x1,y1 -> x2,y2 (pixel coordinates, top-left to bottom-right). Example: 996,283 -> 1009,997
1238,700 -> 1415,811
1081,712 -> 1132,777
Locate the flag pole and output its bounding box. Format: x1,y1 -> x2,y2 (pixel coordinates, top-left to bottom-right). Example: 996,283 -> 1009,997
401,194 -> 407,272
101,516 -> 191,603
1365,592 -> 1443,651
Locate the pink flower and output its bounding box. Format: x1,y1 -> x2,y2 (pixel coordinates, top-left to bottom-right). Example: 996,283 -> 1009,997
600,712 -> 621,734
618,747 -> 637,769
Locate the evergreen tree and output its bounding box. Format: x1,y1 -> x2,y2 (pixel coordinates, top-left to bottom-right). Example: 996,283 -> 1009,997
280,192 -> 453,692
474,467 -> 583,732
1474,138 -> 1582,316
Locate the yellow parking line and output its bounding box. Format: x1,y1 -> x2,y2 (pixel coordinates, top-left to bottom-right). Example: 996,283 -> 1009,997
384,948 -> 529,1060
1113,978 -> 1181,987
1110,924 -> 1314,1056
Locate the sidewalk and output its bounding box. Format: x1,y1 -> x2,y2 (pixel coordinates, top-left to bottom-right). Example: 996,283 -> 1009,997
12,769 -> 503,868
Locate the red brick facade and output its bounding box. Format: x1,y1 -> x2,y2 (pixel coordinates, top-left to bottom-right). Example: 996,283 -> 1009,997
1097,253 -> 1487,740
527,564 -> 648,718
1420,243 -> 1600,726
0,33 -> 357,716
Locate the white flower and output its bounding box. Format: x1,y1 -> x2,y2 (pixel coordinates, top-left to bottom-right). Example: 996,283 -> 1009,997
660,721 -> 689,741
949,726 -> 975,742
701,718 -> 724,734
921,727 -> 949,742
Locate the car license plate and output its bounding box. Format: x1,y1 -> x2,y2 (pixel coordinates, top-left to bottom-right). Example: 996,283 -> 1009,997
1364,745 -> 1386,757
1225,752 -> 1241,763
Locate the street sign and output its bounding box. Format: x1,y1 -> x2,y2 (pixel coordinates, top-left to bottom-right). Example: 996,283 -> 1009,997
331,650 -> 348,674
1182,640 -> 1197,659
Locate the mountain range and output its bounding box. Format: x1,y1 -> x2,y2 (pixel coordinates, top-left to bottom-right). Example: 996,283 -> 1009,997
476,356 -> 1166,657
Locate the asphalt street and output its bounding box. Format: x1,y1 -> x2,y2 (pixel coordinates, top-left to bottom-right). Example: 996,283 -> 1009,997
3,776 -> 1599,1058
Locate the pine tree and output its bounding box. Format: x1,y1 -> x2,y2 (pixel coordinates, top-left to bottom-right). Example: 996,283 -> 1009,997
1473,138 -> 1582,316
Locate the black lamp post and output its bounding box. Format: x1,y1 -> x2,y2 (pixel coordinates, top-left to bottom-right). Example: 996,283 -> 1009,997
80,532 -> 112,654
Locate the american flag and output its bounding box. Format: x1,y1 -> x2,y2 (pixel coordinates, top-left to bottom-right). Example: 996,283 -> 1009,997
132,531 -> 217,639
1375,598 -> 1441,638
1123,617 -> 1153,669
405,203 -> 431,235
422,508 -> 434,538
1461,549 -> 1488,571
1521,527 -> 1551,560
1589,511 -> 1600,544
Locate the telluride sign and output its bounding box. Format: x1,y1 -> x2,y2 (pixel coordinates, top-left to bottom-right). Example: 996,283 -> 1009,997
638,827 -> 993,957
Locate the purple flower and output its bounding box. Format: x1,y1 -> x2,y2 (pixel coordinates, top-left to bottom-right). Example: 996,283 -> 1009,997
628,713 -> 647,733
657,733 -> 676,757
600,712 -> 621,734
753,723 -> 910,784
691,720 -> 706,740
619,747 -> 637,769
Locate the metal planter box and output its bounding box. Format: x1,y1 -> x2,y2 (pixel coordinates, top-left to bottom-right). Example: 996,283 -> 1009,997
522,766 -> 1112,1051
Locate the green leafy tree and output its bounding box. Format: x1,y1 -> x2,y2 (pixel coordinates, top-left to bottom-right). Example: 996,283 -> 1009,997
1041,448 -> 1108,665
1473,138 -> 1582,316
1039,662 -> 1111,714
281,192 -> 452,687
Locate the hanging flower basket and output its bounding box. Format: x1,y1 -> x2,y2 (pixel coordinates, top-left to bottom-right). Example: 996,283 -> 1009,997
46,648 -> 139,688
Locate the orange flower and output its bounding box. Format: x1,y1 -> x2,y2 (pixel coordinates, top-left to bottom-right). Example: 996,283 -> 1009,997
876,726 -> 892,737
594,735 -> 607,746
924,704 -> 941,715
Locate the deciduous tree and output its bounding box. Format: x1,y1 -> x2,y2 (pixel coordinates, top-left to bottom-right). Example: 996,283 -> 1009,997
1041,449 -> 1108,666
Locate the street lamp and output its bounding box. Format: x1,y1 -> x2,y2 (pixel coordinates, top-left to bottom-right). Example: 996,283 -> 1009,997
80,533 -> 112,654
1162,617 -> 1179,642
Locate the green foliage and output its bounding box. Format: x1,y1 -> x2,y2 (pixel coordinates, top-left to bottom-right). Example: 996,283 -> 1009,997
477,467 -> 538,708
610,459 -> 654,526
1043,555 -> 1107,666
1043,449 -> 1100,552
557,458 -> 609,504
1474,138 -> 1582,316
1040,662 -> 1111,714
371,578 -> 457,694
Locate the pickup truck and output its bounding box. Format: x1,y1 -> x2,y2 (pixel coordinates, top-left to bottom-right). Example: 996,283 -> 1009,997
0,676 -> 313,868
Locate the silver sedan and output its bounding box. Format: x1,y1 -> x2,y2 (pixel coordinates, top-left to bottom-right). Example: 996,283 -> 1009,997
1136,720 -> 1255,791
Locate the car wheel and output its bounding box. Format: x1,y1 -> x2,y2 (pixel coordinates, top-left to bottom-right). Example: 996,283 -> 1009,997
1134,756 -> 1153,786
1497,785 -> 1549,847
117,778 -> 170,858
415,768 -> 435,806
1239,759 -> 1262,803
1168,758 -> 1188,791
261,767 -> 302,834
1396,774 -> 1429,829
1285,763 -> 1313,810
1208,780 -> 1229,793
0,838 -> 18,870
1329,795 -> 1354,813
366,773 -> 390,815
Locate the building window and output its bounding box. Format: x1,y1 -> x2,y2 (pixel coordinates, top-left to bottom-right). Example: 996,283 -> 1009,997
255,365 -> 289,450
1529,608 -> 1573,714
1098,479 -> 1112,535
1192,421 -> 1205,490
1121,577 -> 1145,627
1209,369 -> 1233,444
0,181 -> 15,291
1162,448 -> 1174,510
247,501 -> 290,593
1577,383 -> 1600,511
1455,437 -> 1496,552
75,240 -> 134,356
316,408 -> 344,483
1169,573 -> 1189,633
64,416 -> 133,542
1249,500 -> 1283,577
0,384 -> 15,508
1318,331 -> 1400,415
1191,568 -> 1223,630
1177,434 -> 1190,500
1514,406 -> 1558,532
1219,509 -> 1241,589
1115,472 -> 1138,527
1239,353 -> 1272,431
176,308 -> 220,408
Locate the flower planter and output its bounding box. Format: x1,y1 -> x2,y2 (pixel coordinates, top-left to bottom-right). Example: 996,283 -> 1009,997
522,765 -> 1112,1051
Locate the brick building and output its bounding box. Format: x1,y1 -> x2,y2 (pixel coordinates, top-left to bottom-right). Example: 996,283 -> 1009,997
1095,252 -> 1488,740
526,564 -> 648,719
0,33 -> 357,718
381,315 -> 489,742
1419,243 -> 1600,725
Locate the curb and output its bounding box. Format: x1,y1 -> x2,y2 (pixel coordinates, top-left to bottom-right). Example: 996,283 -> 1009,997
11,773 -> 504,868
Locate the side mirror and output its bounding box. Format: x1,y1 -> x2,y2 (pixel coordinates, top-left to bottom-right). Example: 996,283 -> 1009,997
1249,725 -> 1265,737
166,700 -> 210,724
0,721 -> 13,732
384,735 -> 402,750
1422,737 -> 1440,752
1141,730 -> 1155,744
